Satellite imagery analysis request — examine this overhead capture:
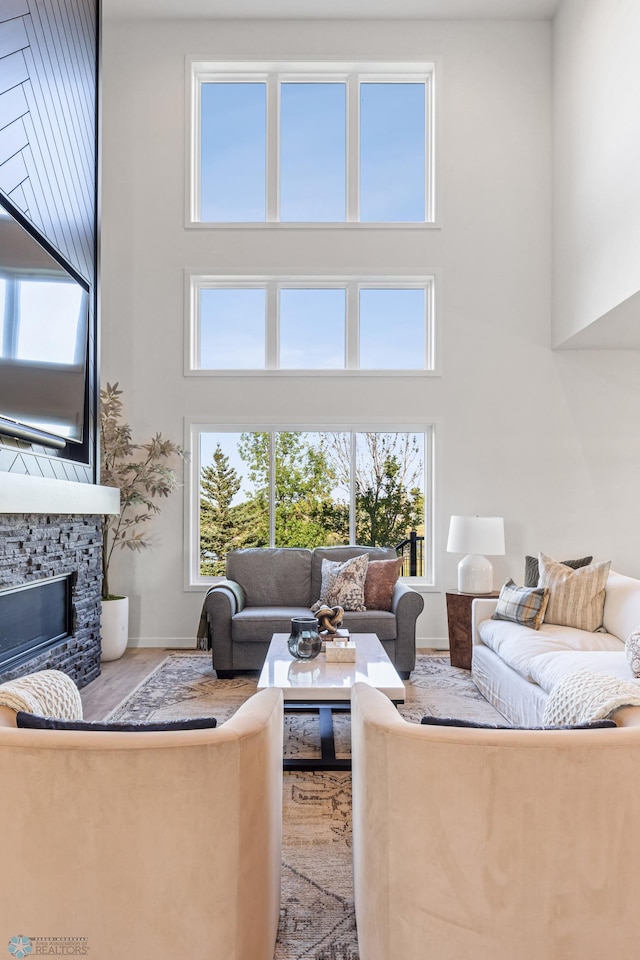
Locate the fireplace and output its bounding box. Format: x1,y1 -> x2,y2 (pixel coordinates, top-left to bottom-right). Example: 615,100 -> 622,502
0,514 -> 102,688
0,574 -> 73,671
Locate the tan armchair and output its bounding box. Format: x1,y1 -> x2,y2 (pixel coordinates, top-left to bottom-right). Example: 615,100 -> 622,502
0,687 -> 283,960
351,681 -> 640,960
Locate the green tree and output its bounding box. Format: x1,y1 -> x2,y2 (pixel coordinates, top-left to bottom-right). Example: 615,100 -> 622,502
200,445 -> 244,575
327,432 -> 424,548
238,431 -> 349,548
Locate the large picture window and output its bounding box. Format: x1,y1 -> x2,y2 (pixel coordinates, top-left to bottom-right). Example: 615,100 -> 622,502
189,426 -> 433,585
187,276 -> 435,373
189,60 -> 435,224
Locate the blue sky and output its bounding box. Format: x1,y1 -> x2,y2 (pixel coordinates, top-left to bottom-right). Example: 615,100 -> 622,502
198,285 -> 426,370
200,80 -> 426,223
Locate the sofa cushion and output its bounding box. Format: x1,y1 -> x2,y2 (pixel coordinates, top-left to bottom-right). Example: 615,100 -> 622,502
625,627 -> 640,678
232,606 -> 315,642
524,554 -> 593,588
227,548 -> 312,607
492,579 -> 549,630
602,572 -> 640,643
420,715 -> 616,730
539,552 -> 610,632
364,557 -> 404,611
312,555 -> 369,612
341,610 -> 397,641
528,649 -> 631,693
16,713 -> 218,731
478,618 -> 623,684
311,545 -> 396,607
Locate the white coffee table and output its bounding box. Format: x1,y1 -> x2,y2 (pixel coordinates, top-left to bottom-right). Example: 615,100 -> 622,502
258,632 -> 405,771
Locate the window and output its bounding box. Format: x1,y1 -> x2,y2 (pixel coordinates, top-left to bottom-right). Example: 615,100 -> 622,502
190,426 -> 432,584
190,60 -> 435,224
188,276 -> 435,373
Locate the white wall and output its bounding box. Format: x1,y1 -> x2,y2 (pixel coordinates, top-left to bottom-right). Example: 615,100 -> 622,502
100,17 -> 640,649
553,0 -> 640,347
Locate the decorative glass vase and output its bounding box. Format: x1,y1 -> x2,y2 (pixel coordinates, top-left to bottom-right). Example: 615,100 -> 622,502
288,617 -> 322,660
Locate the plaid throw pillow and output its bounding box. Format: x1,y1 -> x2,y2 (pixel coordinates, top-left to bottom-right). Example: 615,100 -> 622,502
491,578 -> 550,630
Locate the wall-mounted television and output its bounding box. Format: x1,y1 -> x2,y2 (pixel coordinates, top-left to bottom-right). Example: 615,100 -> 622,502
0,197 -> 90,451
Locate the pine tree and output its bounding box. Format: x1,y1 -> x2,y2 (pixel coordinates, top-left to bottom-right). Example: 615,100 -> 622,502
200,445 -> 242,575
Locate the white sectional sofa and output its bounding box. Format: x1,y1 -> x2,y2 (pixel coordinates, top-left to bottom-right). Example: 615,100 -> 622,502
471,571 -> 640,726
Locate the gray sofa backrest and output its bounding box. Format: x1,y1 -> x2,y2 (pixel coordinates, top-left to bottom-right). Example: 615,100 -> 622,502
226,548 -> 313,607
310,545 -> 398,606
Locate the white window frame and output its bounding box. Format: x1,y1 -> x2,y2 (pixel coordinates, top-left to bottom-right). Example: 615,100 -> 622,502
185,420 -> 435,590
187,59 -> 436,226
185,274 -> 438,375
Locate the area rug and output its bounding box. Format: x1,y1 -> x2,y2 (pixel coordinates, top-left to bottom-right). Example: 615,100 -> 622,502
107,653 -> 505,960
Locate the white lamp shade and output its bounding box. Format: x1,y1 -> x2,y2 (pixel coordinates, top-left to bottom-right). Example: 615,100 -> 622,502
446,516 -> 505,556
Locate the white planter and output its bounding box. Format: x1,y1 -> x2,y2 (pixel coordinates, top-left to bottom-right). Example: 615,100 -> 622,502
100,596 -> 129,662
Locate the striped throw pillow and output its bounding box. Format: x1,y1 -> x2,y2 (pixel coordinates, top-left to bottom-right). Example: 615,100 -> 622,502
538,552 -> 610,632
491,579 -> 550,630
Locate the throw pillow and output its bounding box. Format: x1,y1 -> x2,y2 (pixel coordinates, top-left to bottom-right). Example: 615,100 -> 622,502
311,554 -> 369,613
491,578 -> 550,630
364,557 -> 404,611
420,715 -> 616,730
625,627 -> 640,678
15,713 -> 217,731
524,554 -> 593,588
538,552 -> 610,632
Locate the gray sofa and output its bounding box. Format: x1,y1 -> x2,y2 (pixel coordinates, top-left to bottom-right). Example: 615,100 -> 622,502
198,545 -> 424,679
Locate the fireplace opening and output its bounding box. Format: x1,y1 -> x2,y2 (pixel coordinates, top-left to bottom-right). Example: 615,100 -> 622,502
0,575 -> 73,671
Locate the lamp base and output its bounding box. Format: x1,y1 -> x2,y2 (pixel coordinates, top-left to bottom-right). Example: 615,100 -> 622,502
458,555 -> 494,594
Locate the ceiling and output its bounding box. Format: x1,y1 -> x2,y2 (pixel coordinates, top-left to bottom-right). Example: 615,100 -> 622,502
102,0 -> 561,22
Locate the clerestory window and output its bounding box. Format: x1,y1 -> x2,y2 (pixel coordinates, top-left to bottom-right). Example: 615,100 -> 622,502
186,276 -> 435,373
189,60 -> 435,225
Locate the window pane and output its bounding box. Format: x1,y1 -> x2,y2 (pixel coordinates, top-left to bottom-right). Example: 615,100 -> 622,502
199,288 -> 265,369
280,83 -> 346,222
274,431 -> 349,547
200,83 -> 266,222
17,280 -> 84,364
355,432 -> 425,575
360,83 -> 426,222
359,288 -> 426,369
199,432 -> 266,575
279,288 -> 345,368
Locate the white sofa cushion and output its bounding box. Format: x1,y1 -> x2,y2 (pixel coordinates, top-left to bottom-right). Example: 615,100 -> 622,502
478,618 -> 622,683
602,571 -> 640,642
528,649 -> 630,693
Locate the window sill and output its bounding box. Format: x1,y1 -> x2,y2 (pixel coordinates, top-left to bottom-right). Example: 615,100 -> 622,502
185,220 -> 442,231
184,369 -> 441,378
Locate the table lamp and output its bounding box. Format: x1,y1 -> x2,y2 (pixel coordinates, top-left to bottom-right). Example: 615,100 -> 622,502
446,516 -> 505,594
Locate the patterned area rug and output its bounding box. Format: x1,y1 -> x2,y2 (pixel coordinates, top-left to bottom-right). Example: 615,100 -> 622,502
107,653 -> 504,959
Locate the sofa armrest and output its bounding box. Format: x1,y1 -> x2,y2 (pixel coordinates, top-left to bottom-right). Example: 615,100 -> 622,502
197,580 -> 246,665
390,581 -> 424,675
206,579 -> 246,616
471,597 -> 498,647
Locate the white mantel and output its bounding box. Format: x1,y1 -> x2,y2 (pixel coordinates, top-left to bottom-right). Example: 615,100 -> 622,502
0,472 -> 120,515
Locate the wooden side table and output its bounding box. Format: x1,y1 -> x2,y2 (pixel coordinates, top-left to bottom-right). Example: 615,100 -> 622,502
446,590 -> 499,670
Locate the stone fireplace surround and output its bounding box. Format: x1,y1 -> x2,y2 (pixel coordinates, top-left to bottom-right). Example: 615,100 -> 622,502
0,514 -> 103,688
0,471 -> 119,688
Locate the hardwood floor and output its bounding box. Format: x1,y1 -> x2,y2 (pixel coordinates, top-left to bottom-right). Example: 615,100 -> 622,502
80,648 -> 172,721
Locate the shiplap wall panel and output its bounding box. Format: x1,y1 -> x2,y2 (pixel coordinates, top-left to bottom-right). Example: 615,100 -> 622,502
0,0 -> 96,283
0,0 -> 97,482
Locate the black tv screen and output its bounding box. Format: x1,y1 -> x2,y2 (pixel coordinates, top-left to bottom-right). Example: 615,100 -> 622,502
0,198 -> 90,449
